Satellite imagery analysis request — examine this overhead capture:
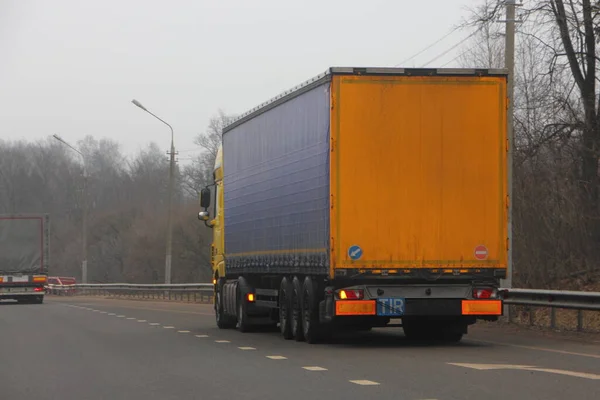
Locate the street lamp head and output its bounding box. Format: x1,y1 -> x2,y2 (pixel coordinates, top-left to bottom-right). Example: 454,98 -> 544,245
131,99 -> 147,111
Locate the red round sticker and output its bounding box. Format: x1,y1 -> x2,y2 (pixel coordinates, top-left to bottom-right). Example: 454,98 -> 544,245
474,245 -> 488,260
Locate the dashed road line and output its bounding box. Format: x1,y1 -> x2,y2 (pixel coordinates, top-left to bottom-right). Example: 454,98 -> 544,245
238,347 -> 256,350
116,315 -> 125,318
215,340 -> 230,343
349,380 -> 380,386
126,317 -> 136,320
108,313 -> 116,316
178,330 -> 190,333
266,356 -> 287,360
302,366 -> 327,371
99,311 -> 108,314
137,320 -> 147,322
163,326 -> 175,329
195,335 -> 209,338
149,323 -> 160,326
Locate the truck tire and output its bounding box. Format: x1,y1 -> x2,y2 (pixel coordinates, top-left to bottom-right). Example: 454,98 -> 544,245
439,332 -> 463,343
34,295 -> 44,304
237,277 -> 252,333
402,318 -> 434,340
279,277 -> 293,340
215,283 -> 236,329
403,318 -> 464,343
301,277 -> 322,344
291,276 -> 304,341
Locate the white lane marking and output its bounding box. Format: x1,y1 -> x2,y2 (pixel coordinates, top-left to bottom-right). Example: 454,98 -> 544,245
195,335 -> 209,338
302,366 -> 327,371
137,320 -> 147,322
108,313 -> 116,316
163,326 -> 175,329
526,367 -> 600,380
149,323 -> 160,326
126,317 -> 136,320
116,315 -> 125,318
238,347 -> 256,350
215,340 -> 230,343
448,363 -> 600,380
266,356 -> 287,360
448,363 -> 535,370
469,339 -> 600,360
99,311 -> 108,314
178,330 -> 190,333
349,380 -> 380,386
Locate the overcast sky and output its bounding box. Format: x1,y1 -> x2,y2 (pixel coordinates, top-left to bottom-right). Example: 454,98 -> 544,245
1,0 -> 483,161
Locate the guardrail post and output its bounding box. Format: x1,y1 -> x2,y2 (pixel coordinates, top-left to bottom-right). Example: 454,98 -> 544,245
550,307 -> 556,329
577,309 -> 583,332
529,306 -> 534,326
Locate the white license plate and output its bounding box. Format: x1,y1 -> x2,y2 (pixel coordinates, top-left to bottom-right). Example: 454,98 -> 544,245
12,276 -> 29,282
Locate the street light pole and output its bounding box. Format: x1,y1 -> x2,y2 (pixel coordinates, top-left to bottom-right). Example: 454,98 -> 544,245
53,134 -> 88,284
131,99 -> 175,284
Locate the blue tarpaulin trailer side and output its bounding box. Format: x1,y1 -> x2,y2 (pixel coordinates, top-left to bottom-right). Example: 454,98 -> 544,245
222,82 -> 331,276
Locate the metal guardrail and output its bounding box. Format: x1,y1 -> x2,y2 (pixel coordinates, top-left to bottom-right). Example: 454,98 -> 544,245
45,284 -> 600,331
500,288 -> 600,332
46,283 -> 214,303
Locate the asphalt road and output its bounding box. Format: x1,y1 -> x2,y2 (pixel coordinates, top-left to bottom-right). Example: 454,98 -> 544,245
1,297 -> 599,400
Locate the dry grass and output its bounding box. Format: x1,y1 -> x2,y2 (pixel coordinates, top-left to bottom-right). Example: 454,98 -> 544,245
509,306 -> 600,333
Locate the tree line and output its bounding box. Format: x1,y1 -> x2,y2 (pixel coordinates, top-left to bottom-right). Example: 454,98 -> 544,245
0,111 -> 232,283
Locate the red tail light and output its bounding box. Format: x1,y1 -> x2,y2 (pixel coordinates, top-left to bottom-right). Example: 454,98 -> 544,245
34,287 -> 44,292
338,289 -> 364,300
473,288 -> 494,299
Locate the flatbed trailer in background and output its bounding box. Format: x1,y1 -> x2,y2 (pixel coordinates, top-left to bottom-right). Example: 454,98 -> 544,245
199,67 -> 509,343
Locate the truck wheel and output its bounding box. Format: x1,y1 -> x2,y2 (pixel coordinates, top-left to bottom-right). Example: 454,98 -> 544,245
435,323 -> 465,343
237,299 -> 252,333
402,319 -> 434,340
34,296 -> 44,304
215,285 -> 236,329
237,278 -> 252,333
301,277 -> 322,344
439,332 -> 463,343
291,276 -> 304,341
279,277 -> 293,340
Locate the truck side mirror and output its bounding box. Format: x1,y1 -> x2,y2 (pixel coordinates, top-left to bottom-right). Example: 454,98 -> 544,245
200,187 -> 211,209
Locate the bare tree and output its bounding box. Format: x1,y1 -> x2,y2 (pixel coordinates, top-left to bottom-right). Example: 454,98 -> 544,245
460,0 -> 600,288
181,110 -> 236,197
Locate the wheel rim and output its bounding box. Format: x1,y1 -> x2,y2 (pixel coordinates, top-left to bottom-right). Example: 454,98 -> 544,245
280,291 -> 288,332
215,293 -> 222,323
291,290 -> 300,333
303,291 -> 310,335
238,300 -> 244,327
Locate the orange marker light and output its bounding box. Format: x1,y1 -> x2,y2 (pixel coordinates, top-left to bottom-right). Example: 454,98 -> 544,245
247,293 -> 255,302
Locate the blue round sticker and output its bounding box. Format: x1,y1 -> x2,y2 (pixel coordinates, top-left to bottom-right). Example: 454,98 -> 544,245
348,245 -> 363,260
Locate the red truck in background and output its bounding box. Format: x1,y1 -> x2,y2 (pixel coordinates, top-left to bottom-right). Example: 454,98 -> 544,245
0,214 -> 50,304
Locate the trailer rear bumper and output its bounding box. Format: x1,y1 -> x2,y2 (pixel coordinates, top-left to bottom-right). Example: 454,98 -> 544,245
319,283 -> 503,323
0,285 -> 45,300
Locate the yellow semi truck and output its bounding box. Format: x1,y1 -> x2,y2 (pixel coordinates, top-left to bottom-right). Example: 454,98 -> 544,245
199,67 -> 508,343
